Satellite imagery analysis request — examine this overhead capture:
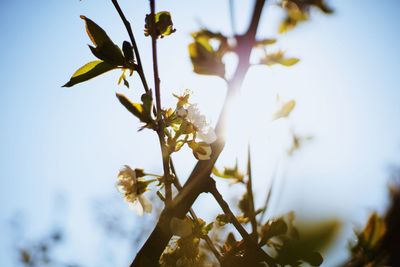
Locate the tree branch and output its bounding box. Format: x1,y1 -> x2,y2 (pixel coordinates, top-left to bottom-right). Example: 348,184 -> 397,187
111,0 -> 150,93
130,1 -> 267,266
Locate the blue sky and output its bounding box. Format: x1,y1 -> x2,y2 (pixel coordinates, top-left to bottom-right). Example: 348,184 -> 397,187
1,0 -> 400,266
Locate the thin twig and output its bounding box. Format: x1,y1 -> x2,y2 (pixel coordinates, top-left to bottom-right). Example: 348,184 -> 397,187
170,160 -> 223,264
149,0 -> 172,204
208,179 -> 275,266
111,0 -> 150,92
246,144 -> 258,240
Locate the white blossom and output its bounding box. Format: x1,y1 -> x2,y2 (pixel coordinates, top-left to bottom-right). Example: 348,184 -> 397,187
186,104 -> 217,144
116,165 -> 152,215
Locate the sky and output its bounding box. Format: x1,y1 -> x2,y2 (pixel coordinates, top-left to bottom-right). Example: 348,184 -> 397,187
1,0 -> 400,266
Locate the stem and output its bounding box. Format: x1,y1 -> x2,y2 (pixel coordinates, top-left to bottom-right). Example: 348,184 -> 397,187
208,179 -> 275,266
170,160 -> 223,264
111,0 -> 150,92
149,0 -> 172,203
149,0 -> 162,116
246,144 -> 258,240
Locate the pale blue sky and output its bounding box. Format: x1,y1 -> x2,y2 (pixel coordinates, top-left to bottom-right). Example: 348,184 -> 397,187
1,1 -> 400,266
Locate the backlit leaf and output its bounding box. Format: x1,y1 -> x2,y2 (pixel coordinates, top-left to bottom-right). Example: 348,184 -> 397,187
255,38 -> 277,47
63,60 -> 115,87
273,99 -> 296,120
260,50 -> 300,67
116,93 -> 152,124
81,15 -> 124,65
212,161 -> 244,183
144,11 -> 176,38
189,38 -> 225,77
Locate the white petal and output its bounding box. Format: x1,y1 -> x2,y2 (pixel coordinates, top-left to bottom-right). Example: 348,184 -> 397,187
138,195 -> 152,214
128,200 -> 144,216
198,128 -> 217,144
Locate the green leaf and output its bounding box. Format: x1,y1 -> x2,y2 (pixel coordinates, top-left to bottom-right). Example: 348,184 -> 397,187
212,162 -> 244,183
279,57 -> 300,66
255,38 -> 277,47
118,70 -> 130,89
144,11 -> 176,38
191,29 -> 229,55
140,91 -> 153,122
63,60 -> 115,87
80,15 -> 125,65
116,93 -> 152,124
122,41 -> 134,63
278,0 -> 333,33
360,212 -> 386,249
260,50 -> 300,67
273,99 -> 296,120
216,214 -> 230,226
189,37 -> 225,77
88,44 -> 124,66
80,15 -> 110,47
260,218 -> 288,245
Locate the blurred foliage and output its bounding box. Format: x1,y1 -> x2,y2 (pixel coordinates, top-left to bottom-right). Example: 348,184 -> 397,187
144,11 -> 176,38
341,179 -> 400,267
278,0 -> 333,33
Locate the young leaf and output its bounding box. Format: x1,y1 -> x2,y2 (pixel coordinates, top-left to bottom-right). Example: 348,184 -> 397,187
122,41 -> 134,64
188,38 -> 225,77
278,0 -> 333,33
116,93 -> 152,124
273,99 -> 296,120
63,60 -> 115,87
80,15 -> 110,47
255,38 -> 277,47
80,15 -> 125,66
260,50 -> 300,67
260,218 -> 288,245
212,162 -> 244,184
144,11 -> 176,38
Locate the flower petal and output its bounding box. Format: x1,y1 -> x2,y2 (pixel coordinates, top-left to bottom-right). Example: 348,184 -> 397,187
128,200 -> 144,216
198,127 -> 217,144
138,195 -> 152,214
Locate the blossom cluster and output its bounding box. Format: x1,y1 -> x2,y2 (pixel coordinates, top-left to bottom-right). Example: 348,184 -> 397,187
163,91 -> 217,160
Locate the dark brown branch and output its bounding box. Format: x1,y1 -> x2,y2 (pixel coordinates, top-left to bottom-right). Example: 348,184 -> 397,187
111,0 -> 150,93
246,144 -> 258,240
130,1 -> 267,266
149,0 -> 172,204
